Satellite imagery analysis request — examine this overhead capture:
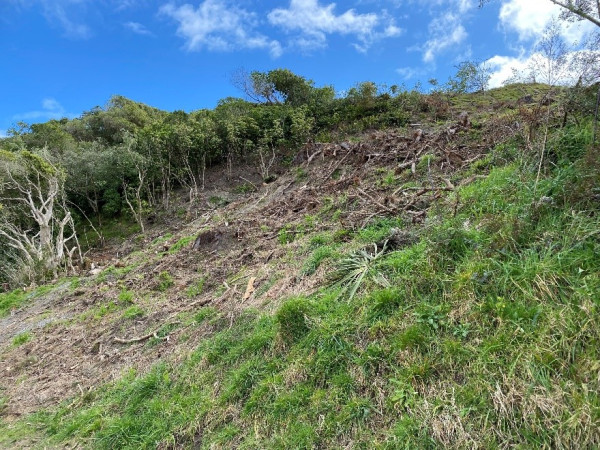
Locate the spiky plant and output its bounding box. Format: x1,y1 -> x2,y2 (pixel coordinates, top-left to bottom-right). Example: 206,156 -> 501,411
331,241 -> 390,300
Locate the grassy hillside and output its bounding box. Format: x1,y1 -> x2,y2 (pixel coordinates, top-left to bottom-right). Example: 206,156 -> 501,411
1,84 -> 599,448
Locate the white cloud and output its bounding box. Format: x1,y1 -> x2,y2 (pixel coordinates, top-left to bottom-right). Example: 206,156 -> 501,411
396,66 -> 426,80
422,12 -> 467,63
160,1 -> 282,57
0,130 -> 7,139
13,98 -> 76,122
414,0 -> 473,63
267,0 -> 402,52
124,21 -> 152,36
486,49 -> 600,88
499,0 -> 595,45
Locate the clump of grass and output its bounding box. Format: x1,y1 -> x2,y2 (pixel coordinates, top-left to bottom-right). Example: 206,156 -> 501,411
0,285 -> 55,318
122,305 -> 144,320
0,289 -> 29,318
275,297 -> 313,344
117,289 -> 134,305
12,332 -> 32,347
186,278 -> 205,298
278,225 -> 296,245
156,271 -> 174,292
168,236 -> 195,253
301,245 -> 337,276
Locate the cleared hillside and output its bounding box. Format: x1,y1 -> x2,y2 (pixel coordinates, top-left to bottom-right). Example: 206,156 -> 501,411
1,84 -> 599,448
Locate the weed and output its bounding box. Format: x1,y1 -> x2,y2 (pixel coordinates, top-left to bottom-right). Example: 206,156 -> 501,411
415,304 -> 447,330
330,243 -> 390,300
235,182 -> 256,194
278,225 -> 296,245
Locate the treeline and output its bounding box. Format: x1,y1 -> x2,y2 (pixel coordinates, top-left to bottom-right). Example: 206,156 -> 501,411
0,69 -> 429,285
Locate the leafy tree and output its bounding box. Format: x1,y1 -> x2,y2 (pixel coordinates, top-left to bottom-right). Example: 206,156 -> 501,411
445,61 -> 491,94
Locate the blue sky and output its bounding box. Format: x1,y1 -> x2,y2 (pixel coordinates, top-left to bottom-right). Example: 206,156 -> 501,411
0,0 -> 595,137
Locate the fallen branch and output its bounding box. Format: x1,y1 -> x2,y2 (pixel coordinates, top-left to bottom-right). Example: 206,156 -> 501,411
187,298 -> 212,309
322,149 -> 352,182
357,188 -> 394,213
114,331 -> 159,344
114,321 -> 181,344
392,185 -> 454,196
306,149 -> 323,165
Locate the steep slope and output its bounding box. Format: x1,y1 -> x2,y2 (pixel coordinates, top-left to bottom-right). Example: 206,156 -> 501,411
1,87 -> 599,448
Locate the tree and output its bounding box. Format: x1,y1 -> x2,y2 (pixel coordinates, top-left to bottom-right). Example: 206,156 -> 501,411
0,149 -> 81,284
445,61 -> 492,94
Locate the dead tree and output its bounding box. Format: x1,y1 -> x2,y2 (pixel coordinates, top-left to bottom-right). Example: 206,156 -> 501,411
0,149 -> 81,281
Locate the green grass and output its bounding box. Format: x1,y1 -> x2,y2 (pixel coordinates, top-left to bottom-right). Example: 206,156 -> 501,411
122,305 -> 144,320
2,119 -> 599,448
12,331 -> 32,347
168,235 -> 195,253
0,284 -> 55,318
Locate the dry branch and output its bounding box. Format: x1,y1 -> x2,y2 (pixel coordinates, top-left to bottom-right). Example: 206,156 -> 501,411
114,321 -> 181,344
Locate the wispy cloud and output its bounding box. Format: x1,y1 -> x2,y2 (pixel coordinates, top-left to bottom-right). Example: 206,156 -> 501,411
13,98 -> 76,122
113,0 -> 138,11
396,66 -> 427,81
7,0 -> 92,38
418,0 -> 473,63
124,21 -> 152,36
267,0 -> 402,52
159,1 -> 282,57
422,14 -> 467,63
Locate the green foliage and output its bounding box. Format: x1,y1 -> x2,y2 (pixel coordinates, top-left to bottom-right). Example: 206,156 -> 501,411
302,245 -> 337,276
122,305 -> 144,320
278,225 -> 296,245
0,285 -> 54,317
